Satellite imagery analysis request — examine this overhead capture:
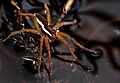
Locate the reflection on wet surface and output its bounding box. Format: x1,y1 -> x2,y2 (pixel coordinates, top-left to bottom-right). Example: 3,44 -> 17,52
0,43 -> 120,83
0,0 -> 120,83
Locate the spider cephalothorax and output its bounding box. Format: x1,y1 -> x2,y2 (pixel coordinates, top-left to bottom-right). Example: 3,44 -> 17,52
2,0 -> 102,77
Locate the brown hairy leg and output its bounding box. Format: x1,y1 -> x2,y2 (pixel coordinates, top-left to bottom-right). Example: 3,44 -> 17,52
43,3 -> 51,24
59,32 -> 97,54
38,35 -> 44,70
57,35 -> 77,60
45,36 -> 52,71
2,29 -> 40,42
57,35 -> 88,69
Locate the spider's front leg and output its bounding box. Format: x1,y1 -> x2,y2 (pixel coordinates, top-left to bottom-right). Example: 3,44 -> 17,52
53,20 -> 77,30
18,13 -> 41,31
44,3 -> 51,24
2,13 -> 42,42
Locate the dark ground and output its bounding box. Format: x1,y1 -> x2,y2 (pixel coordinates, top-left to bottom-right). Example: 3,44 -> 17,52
0,0 -> 120,83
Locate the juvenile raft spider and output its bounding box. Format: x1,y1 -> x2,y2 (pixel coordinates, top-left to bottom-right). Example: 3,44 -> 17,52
3,0 -> 101,76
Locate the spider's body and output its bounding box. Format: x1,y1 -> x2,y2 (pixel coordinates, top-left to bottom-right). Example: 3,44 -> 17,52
34,13 -> 56,38
2,0 -> 102,77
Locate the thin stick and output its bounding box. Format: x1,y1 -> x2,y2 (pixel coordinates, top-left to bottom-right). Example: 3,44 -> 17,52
19,13 -> 41,31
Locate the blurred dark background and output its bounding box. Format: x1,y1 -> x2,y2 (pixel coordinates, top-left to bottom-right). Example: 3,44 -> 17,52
0,0 -> 120,83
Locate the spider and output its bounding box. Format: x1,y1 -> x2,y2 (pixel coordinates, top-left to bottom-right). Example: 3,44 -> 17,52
2,0 -> 100,76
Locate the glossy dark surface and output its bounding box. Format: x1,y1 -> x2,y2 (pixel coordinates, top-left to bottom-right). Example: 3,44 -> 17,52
0,0 -> 120,83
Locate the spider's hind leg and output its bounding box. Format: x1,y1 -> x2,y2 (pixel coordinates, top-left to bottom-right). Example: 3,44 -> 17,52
58,32 -> 99,56
56,35 -> 90,70
37,35 -> 44,73
45,36 -> 52,72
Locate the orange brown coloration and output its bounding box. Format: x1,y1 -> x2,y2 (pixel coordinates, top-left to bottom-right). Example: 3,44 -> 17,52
3,1 -> 99,75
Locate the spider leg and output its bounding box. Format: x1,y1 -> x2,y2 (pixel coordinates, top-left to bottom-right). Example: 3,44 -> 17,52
41,60 -> 51,80
38,35 -> 44,72
53,54 -> 90,71
2,29 -> 40,42
43,3 -> 51,24
53,20 -> 77,30
56,35 -> 90,70
57,35 -> 77,60
18,13 -> 41,31
45,36 -> 52,71
18,13 -> 34,17
59,32 -> 97,54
